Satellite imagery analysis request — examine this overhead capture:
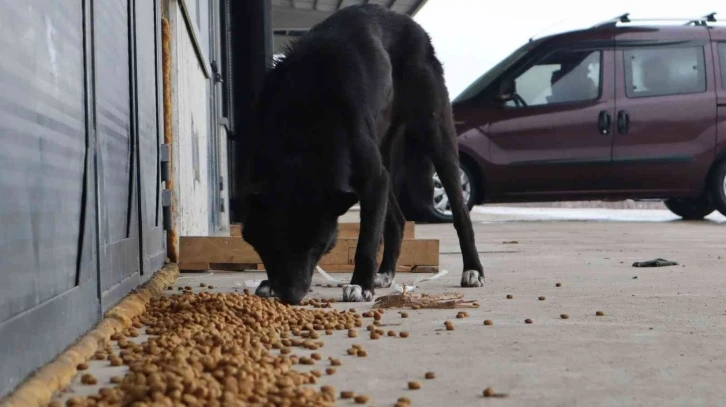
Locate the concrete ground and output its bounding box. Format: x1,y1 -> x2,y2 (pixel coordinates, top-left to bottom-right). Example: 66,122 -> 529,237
53,207 -> 726,407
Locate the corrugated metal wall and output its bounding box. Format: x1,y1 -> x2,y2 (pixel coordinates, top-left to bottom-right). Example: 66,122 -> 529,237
0,0 -> 166,398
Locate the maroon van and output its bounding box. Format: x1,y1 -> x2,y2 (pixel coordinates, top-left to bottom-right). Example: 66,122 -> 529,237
414,14 -> 726,222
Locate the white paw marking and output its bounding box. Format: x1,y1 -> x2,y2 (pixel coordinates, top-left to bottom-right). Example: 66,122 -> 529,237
460,270 -> 484,287
374,273 -> 394,288
342,284 -> 373,302
255,280 -> 276,297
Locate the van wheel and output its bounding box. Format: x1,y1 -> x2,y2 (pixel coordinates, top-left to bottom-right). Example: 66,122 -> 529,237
664,196 -> 714,220
421,163 -> 477,223
709,160 -> 726,217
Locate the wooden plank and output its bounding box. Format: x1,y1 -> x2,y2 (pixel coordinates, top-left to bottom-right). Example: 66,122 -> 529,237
179,262 -> 211,271
229,222 -> 415,239
337,221 -> 415,238
179,236 -> 438,269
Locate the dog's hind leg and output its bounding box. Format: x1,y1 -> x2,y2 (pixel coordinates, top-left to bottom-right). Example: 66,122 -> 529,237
398,63 -> 484,287
344,137 -> 390,302
374,123 -> 406,289
374,189 -> 405,288
429,111 -> 484,287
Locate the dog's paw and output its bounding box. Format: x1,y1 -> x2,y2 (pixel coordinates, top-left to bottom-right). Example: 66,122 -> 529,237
255,280 -> 276,297
460,270 -> 484,287
374,272 -> 394,288
342,285 -> 373,302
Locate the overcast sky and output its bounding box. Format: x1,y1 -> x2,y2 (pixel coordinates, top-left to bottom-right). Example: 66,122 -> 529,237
413,0 -> 723,98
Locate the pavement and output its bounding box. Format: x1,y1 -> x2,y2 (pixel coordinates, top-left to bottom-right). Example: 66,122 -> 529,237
51,207 -> 726,407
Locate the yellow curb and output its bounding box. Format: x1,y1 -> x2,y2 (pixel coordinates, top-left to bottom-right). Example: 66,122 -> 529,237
0,264 -> 179,407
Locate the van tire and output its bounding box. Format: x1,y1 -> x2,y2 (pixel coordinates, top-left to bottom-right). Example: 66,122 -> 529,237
709,160 -> 726,217
664,196 -> 714,220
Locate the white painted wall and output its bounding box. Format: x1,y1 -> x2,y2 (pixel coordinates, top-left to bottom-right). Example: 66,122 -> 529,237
217,124 -> 230,233
168,0 -> 211,237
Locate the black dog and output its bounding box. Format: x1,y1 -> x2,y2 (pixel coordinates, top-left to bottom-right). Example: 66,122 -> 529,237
241,4 -> 483,304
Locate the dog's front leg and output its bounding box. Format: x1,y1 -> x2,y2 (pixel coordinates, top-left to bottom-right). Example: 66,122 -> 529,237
343,170 -> 389,302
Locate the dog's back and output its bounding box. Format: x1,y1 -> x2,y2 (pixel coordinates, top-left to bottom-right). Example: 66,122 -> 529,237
248,5 -> 444,199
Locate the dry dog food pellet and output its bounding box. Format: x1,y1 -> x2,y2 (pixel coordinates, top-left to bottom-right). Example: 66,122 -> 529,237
109,356 -> 123,367
340,391 -> 355,399
184,286 -> 192,291
93,351 -> 106,360
375,328 -> 385,335
109,376 -> 122,384
556,283 -> 562,287
596,311 -> 605,316
412,305 -> 421,310
525,319 -> 533,324
347,348 -> 357,355
367,324 -> 375,331
311,353 -> 322,360
483,320 -> 493,326
311,370 -> 323,377
354,395 -> 369,404
539,296 -> 546,301
76,363 -> 88,371
373,313 -> 382,321
425,372 -> 436,379
300,357 -> 315,365
506,294 -> 513,299
352,344 -> 363,350
331,358 -> 342,366
400,312 -> 409,318
326,367 -> 336,375
325,329 -> 333,335
80,374 -> 97,385
321,385 -> 335,395
561,314 -> 570,319
400,331 -> 409,338
408,381 -> 421,390
348,329 -> 358,338
388,330 -> 396,337
444,321 -> 455,331
398,397 -> 412,404
357,350 -> 368,357
483,387 -> 495,397
354,320 -> 363,327
199,282 -> 207,287
207,285 -> 214,289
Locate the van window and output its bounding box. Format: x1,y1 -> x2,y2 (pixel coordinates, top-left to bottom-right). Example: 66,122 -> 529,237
508,50 -> 601,107
623,46 -> 706,98
719,43 -> 726,89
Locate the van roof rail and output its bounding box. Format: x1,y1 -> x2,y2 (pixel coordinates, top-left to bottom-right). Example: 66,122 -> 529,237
684,12 -> 717,26
592,12 -> 717,28
591,13 -> 630,28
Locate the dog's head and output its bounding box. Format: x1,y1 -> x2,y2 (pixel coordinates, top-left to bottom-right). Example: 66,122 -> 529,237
241,183 -> 357,305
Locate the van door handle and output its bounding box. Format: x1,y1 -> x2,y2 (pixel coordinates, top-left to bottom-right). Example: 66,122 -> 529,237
597,110 -> 611,135
617,110 -> 630,134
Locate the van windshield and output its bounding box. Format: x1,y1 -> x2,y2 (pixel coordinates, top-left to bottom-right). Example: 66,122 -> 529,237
453,40 -> 539,104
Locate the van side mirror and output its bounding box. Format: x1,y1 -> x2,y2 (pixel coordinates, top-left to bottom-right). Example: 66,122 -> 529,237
495,79 -> 516,102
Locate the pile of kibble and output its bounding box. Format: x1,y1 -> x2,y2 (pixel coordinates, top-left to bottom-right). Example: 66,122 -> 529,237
59,290 -> 377,407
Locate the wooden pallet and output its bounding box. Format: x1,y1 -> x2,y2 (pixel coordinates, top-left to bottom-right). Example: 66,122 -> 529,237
179,222 -> 437,273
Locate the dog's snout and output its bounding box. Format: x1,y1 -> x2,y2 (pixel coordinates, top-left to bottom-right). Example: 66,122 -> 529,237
276,285 -> 308,305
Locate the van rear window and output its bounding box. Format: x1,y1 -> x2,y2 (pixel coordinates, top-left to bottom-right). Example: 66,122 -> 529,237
623,46 -> 706,98
719,43 -> 726,89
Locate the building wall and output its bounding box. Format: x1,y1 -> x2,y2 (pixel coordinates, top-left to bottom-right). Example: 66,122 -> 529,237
167,0 -> 228,242
0,0 -> 166,398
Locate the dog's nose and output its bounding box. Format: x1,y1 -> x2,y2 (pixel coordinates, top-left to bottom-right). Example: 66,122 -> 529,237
276,286 -> 307,305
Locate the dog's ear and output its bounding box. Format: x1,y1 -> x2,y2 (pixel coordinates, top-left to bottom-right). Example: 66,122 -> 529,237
329,189 -> 359,217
